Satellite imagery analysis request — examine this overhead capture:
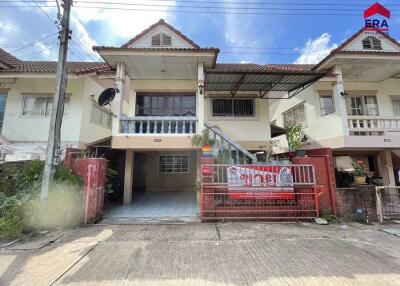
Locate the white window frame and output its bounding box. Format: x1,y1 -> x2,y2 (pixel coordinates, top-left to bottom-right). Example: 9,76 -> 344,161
21,94 -> 70,117
319,94 -> 335,116
90,103 -> 112,129
282,103 -> 306,127
391,96 -> 400,116
159,155 -> 189,174
346,94 -> 379,116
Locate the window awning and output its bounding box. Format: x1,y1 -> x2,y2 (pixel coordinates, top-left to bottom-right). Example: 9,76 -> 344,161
205,64 -> 326,98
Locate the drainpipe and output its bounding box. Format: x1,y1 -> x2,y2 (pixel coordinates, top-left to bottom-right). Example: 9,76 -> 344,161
331,65 -> 349,136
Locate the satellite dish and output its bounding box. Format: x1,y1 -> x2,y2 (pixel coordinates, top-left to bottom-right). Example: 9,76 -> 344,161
97,88 -> 119,106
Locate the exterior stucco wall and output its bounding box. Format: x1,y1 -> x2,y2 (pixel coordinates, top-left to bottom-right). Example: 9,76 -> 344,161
2,77 -> 85,144
79,76 -> 113,145
135,150 -> 197,192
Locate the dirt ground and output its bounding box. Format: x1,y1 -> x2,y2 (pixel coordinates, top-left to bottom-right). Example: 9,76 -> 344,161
1,222 -> 400,286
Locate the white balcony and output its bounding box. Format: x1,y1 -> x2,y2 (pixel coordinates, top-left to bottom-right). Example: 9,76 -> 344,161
120,116 -> 198,135
347,116 -> 400,135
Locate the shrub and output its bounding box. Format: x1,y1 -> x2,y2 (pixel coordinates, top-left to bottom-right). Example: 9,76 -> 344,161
0,161 -> 83,240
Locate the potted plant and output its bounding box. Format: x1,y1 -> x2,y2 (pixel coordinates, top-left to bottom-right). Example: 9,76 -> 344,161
285,122 -> 306,157
352,160 -> 367,185
191,128 -> 216,157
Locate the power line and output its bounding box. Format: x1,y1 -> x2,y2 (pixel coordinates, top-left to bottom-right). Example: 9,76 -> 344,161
10,32 -> 59,53
32,0 -> 59,28
4,0 -> 400,7
4,3 -> 400,16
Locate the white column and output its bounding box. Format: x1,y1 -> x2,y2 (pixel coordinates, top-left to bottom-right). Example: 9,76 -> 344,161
331,65 -> 349,136
113,62 -> 126,136
123,150 -> 134,204
196,62 -> 205,133
378,150 -> 396,187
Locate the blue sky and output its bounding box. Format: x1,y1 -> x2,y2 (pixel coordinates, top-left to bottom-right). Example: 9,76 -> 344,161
1,0 -> 400,64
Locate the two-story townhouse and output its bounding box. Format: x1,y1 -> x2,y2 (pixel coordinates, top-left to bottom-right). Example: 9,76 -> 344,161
92,19 -> 324,208
270,28 -> 400,188
0,48 -> 113,160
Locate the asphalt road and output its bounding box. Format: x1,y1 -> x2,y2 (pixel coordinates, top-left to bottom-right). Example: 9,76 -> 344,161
1,222 -> 400,286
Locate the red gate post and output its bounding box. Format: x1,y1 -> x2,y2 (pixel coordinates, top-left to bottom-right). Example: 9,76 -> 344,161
201,156 -> 215,219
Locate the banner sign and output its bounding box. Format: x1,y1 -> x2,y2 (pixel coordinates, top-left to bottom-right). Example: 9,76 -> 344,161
227,166 -> 294,200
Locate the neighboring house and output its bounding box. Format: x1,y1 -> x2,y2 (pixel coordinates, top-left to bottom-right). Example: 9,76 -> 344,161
270,28 -> 400,188
0,48 -> 113,160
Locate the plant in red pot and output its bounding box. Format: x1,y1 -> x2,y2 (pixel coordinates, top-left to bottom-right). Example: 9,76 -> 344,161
191,129 -> 216,157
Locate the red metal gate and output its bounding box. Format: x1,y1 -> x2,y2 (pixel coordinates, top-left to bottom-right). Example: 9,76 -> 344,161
200,163 -> 323,221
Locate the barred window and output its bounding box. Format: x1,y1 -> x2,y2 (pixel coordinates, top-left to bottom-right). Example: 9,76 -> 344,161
159,155 -> 189,173
283,104 -> 306,127
212,98 -> 254,117
22,96 -> 69,116
90,103 -> 112,129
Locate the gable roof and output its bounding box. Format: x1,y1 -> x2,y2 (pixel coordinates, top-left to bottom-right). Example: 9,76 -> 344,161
0,48 -> 22,68
313,28 -> 400,71
120,19 -> 200,49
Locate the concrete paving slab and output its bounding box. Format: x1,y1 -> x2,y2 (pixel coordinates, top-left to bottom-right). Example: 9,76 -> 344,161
0,242 -> 97,286
380,228 -> 400,237
54,237 -> 400,286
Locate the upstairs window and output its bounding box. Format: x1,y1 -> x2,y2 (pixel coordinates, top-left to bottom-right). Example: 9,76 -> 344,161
362,36 -> 382,50
22,96 -> 69,117
151,33 -> 172,46
392,97 -> 400,116
347,95 -> 379,116
212,98 -> 254,117
319,95 -> 334,116
283,104 -> 306,127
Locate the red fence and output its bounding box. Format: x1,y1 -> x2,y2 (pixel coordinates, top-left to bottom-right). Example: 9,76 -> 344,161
200,158 -> 323,221
65,148 -> 107,224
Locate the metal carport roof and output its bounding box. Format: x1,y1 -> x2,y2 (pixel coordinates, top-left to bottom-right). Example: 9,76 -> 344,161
204,65 -> 326,98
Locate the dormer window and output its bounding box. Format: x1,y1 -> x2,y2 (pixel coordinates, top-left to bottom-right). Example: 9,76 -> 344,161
362,36 -> 382,50
151,33 -> 172,46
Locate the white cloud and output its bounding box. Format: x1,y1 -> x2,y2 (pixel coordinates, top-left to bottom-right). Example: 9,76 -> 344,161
294,33 -> 338,64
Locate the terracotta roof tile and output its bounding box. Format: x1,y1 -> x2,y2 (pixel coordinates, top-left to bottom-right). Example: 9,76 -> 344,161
121,19 -> 200,49
0,48 -> 22,68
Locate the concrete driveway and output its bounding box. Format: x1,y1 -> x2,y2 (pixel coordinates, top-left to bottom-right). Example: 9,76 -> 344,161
1,222 -> 400,286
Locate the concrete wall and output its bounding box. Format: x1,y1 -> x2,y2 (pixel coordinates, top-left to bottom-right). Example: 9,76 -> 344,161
2,77 -> 85,144
135,151 -> 197,192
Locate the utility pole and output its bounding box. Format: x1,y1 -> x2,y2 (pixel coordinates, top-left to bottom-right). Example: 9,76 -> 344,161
40,0 -> 73,200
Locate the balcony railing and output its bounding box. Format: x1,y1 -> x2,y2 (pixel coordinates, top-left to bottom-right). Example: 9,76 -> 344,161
120,116 -> 197,135
347,116 -> 400,135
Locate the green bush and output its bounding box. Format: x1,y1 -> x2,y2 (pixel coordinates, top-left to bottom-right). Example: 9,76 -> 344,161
0,193 -> 27,240
0,161 -> 83,240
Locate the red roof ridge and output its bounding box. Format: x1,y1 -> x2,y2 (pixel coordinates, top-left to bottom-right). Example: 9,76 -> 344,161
120,19 -> 200,49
